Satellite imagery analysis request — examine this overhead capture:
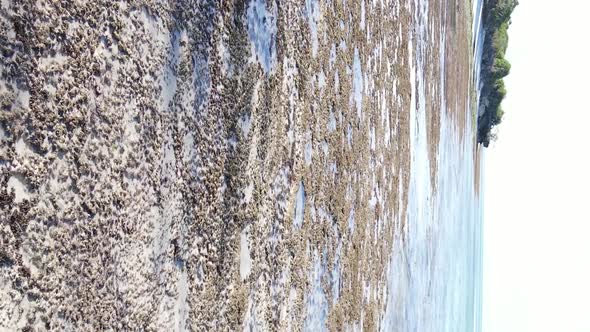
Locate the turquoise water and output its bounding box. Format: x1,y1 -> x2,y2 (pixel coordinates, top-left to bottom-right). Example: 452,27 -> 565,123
381,0 -> 485,331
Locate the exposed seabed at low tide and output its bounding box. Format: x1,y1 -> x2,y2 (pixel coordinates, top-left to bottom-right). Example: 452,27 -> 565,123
382,0 -> 485,330
0,0 -> 485,329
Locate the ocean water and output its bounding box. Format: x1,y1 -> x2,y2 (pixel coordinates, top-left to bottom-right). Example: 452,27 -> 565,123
381,0 -> 485,331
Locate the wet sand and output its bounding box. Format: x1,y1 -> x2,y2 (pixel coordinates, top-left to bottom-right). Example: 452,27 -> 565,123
0,0 -> 479,330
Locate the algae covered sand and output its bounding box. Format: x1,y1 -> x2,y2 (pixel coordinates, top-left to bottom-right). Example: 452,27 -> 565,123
0,0 -> 477,330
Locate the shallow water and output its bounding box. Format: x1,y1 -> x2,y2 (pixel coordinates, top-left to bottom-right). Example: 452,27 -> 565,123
381,0 -> 485,331
473,0 -> 486,116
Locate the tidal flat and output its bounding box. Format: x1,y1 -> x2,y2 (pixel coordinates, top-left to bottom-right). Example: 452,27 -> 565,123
0,0 -> 483,330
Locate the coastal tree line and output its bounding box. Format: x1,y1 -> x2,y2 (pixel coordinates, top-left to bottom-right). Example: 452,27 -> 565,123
477,0 -> 518,147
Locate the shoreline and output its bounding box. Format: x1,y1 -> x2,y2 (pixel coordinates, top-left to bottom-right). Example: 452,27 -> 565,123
0,0 -> 482,330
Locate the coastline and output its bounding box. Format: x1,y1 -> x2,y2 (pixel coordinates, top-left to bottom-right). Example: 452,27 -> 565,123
0,0 -> 484,330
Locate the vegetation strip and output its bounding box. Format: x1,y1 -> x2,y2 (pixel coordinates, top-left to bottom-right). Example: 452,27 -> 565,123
477,0 -> 518,147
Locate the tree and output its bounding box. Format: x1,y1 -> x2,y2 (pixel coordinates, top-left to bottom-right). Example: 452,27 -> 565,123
492,57 -> 511,79
489,0 -> 519,26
